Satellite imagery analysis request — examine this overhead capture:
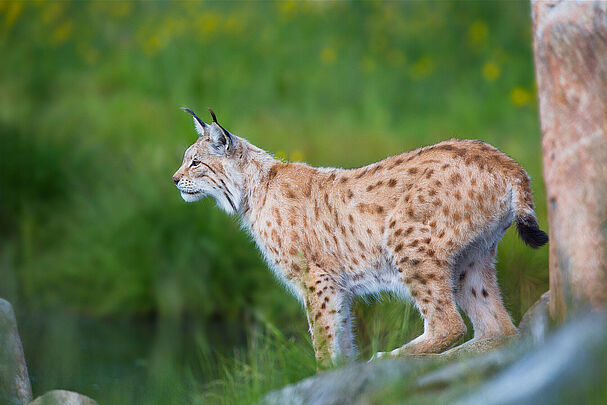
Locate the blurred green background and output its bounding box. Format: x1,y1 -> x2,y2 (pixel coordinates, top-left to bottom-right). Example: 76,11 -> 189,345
0,1 -> 547,404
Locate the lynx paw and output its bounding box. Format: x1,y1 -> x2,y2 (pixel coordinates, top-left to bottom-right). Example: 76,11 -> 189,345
368,349 -> 398,362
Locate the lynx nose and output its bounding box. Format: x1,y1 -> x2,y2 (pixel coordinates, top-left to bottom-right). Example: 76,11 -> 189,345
172,174 -> 180,185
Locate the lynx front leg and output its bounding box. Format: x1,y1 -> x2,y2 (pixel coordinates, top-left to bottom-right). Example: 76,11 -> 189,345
336,296 -> 357,362
304,272 -> 351,368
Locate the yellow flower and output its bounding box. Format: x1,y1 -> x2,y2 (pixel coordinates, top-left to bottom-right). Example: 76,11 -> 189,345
51,21 -> 73,45
320,46 -> 337,65
278,0 -> 296,18
482,61 -> 500,82
510,87 -> 532,107
143,35 -> 164,56
274,150 -> 288,162
290,150 -> 305,162
468,20 -> 488,47
42,2 -> 63,24
109,2 -> 132,19
409,56 -> 435,80
4,1 -> 23,30
196,12 -> 220,36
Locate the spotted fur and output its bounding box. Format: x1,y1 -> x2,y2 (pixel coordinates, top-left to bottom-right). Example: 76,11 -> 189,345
173,109 -> 547,367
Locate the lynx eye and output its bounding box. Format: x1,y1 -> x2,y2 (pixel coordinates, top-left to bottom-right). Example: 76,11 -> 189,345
190,159 -> 201,167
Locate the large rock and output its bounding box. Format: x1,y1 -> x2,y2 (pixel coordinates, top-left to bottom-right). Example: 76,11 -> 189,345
28,390 -> 98,405
263,336 -> 520,405
263,310 -> 607,404
411,346 -> 521,392
439,335 -> 518,361
456,311 -> 607,405
263,357 -> 434,405
518,291 -> 550,344
0,298 -> 33,405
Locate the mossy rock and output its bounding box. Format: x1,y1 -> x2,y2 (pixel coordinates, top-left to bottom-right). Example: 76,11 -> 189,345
518,291 -> 550,344
28,390 -> 98,405
0,299 -> 32,405
263,310 -> 607,405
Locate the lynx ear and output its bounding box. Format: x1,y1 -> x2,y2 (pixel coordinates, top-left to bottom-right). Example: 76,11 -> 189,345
207,108 -> 234,154
181,107 -> 208,137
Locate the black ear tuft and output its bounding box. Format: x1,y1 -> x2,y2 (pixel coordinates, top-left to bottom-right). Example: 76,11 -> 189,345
181,107 -> 195,116
208,108 -> 218,123
181,107 -> 208,135
182,107 -> 201,122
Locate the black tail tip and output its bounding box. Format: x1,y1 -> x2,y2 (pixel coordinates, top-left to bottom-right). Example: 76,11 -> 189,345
516,216 -> 549,249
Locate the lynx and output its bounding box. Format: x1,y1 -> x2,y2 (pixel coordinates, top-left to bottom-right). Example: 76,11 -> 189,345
172,108 -> 548,367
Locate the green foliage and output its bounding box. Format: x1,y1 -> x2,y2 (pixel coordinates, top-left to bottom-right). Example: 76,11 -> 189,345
0,0 -> 548,403
198,317 -> 316,405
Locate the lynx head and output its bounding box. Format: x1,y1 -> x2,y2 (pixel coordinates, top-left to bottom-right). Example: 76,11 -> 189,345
172,107 -> 244,214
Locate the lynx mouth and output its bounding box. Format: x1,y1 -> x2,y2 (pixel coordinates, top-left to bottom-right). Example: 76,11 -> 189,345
180,190 -> 204,202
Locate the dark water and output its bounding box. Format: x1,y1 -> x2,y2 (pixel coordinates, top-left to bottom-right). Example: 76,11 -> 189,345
17,312 -> 245,402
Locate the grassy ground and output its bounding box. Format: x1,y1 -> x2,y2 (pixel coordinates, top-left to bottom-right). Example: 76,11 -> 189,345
0,1 -> 547,404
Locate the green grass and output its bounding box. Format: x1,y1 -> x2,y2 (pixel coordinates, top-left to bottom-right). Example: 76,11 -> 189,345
197,317 -> 316,405
0,1 -> 548,403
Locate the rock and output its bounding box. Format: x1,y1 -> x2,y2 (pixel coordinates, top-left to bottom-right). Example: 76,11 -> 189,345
263,311 -> 607,404
518,291 -> 550,344
28,390 -> 98,405
0,298 -> 33,405
456,311 -> 607,405
439,335 -> 518,361
373,335 -> 517,363
263,357 -> 434,405
413,345 -> 522,393
263,335 -> 520,405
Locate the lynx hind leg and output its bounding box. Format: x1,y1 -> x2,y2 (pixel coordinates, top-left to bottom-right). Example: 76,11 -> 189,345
454,250 -> 517,339
378,229 -> 467,357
